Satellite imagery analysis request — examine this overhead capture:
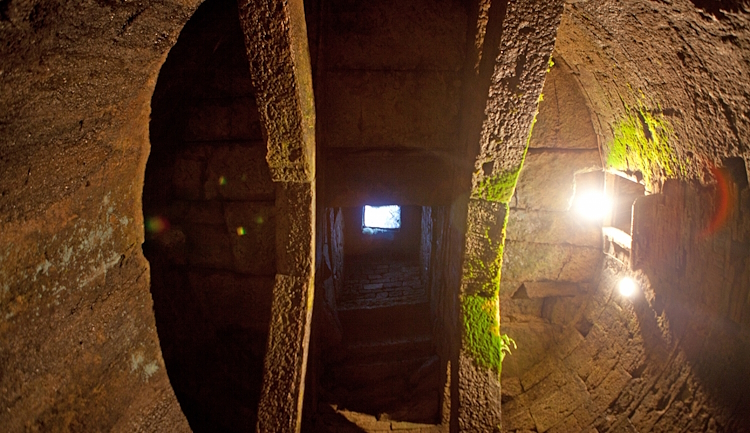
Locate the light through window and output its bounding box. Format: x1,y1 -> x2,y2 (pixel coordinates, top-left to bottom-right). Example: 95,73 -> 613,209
363,205 -> 401,231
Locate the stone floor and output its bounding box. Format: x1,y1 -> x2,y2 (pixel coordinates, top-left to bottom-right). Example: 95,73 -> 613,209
311,258 -> 442,432
338,260 -> 427,310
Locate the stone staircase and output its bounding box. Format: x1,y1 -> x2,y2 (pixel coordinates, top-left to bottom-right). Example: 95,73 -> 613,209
313,260 -> 443,432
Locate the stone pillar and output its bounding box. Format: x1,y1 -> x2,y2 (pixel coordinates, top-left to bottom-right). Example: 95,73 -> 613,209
236,1 -> 316,431
456,0 -> 564,431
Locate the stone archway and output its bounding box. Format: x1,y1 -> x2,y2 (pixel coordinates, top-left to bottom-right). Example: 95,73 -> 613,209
143,0 -> 275,430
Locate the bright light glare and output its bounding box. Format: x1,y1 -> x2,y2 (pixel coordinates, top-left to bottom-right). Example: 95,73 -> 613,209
618,277 -> 638,297
363,205 -> 401,229
574,191 -> 612,221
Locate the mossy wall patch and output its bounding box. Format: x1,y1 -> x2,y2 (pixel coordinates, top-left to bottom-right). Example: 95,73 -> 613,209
607,102 -> 682,184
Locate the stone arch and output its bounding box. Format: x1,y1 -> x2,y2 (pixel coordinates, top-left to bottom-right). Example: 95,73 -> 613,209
143,0 -> 275,429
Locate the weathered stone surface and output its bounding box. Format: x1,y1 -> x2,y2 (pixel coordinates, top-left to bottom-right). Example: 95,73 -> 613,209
457,351 -> 502,432
514,149 -> 602,211
275,181 -> 314,277
204,144 -> 275,200
170,199 -> 225,225
529,57 -> 599,150
502,241 -> 600,283
172,158 -> 205,200
187,271 -> 274,332
515,282 -> 581,298
325,149 -> 456,207
184,97 -> 263,142
0,0 -> 201,428
506,209 -> 601,247
324,0 -> 466,71
323,71 -> 460,150
238,0 -> 315,182
257,274 -> 315,433
185,223 -> 235,270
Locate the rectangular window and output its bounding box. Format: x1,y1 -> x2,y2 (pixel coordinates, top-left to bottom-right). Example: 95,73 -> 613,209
363,205 -> 401,232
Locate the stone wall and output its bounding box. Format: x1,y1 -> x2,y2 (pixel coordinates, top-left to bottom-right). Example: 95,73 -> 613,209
143,1 -> 275,430
555,0 -> 750,186
502,172 -> 750,433
501,56 -> 603,385
0,0 -> 203,430
320,0 -> 468,208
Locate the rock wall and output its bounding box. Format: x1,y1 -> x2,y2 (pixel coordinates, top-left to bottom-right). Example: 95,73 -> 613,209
502,172 -> 750,433
320,0 -> 468,208
555,0 -> 750,186
342,205 -> 422,260
0,0 -> 202,431
499,2 -> 750,430
143,0 -> 274,430
501,56 -> 603,390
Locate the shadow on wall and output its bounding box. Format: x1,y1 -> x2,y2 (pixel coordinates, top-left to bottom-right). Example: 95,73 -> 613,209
632,159 -> 750,429
143,0 -> 274,431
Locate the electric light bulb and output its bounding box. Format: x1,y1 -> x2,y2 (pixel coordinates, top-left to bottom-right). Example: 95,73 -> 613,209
618,277 -> 637,297
574,191 -> 612,221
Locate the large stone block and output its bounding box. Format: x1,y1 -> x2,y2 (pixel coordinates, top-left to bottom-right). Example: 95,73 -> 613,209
506,209 -> 601,247
324,150 -> 456,206
223,202 -> 276,275
204,144 -> 275,200
170,200 -> 226,225
514,150 -> 601,211
323,70 -> 460,150
529,60 -> 598,150
589,366 -> 631,413
184,97 -> 263,141
502,241 -> 601,283
324,0 -> 466,71
526,370 -> 589,433
257,274 -> 314,433
275,182 -> 314,277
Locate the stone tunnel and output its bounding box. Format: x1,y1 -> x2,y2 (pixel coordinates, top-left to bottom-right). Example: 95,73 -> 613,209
1,0 -> 750,432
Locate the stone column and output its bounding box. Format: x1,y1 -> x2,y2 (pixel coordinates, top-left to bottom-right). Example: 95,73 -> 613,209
456,0 -> 564,431
236,0 -> 316,431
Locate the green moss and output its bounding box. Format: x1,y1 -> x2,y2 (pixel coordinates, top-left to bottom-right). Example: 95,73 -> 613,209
462,205 -> 516,373
463,294 -> 516,374
473,168 -> 521,203
473,111 -> 537,203
607,104 -> 681,184
463,104 -> 541,372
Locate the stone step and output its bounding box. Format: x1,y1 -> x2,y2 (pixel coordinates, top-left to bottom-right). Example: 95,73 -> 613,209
337,302 -> 432,344
326,336 -> 434,364
330,356 -> 432,389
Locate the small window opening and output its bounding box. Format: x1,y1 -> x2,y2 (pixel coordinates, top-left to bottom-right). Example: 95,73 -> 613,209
605,172 -> 645,235
362,205 -> 401,233
601,171 -> 645,258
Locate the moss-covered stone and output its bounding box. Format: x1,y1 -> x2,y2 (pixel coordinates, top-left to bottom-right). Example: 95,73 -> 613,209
463,293 -> 516,374
607,103 -> 682,184
462,204 -> 516,373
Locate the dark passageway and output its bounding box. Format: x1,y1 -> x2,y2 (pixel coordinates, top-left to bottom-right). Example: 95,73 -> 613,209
310,205 -> 442,431
143,0 -> 274,431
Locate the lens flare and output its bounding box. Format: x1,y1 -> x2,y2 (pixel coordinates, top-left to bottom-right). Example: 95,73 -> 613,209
618,277 -> 637,297
702,165 -> 732,237
236,226 -> 246,236
219,175 -> 227,186
145,216 -> 169,234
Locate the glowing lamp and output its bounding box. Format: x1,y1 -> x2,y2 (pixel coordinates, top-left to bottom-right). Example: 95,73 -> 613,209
574,191 -> 612,222
618,277 -> 637,297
